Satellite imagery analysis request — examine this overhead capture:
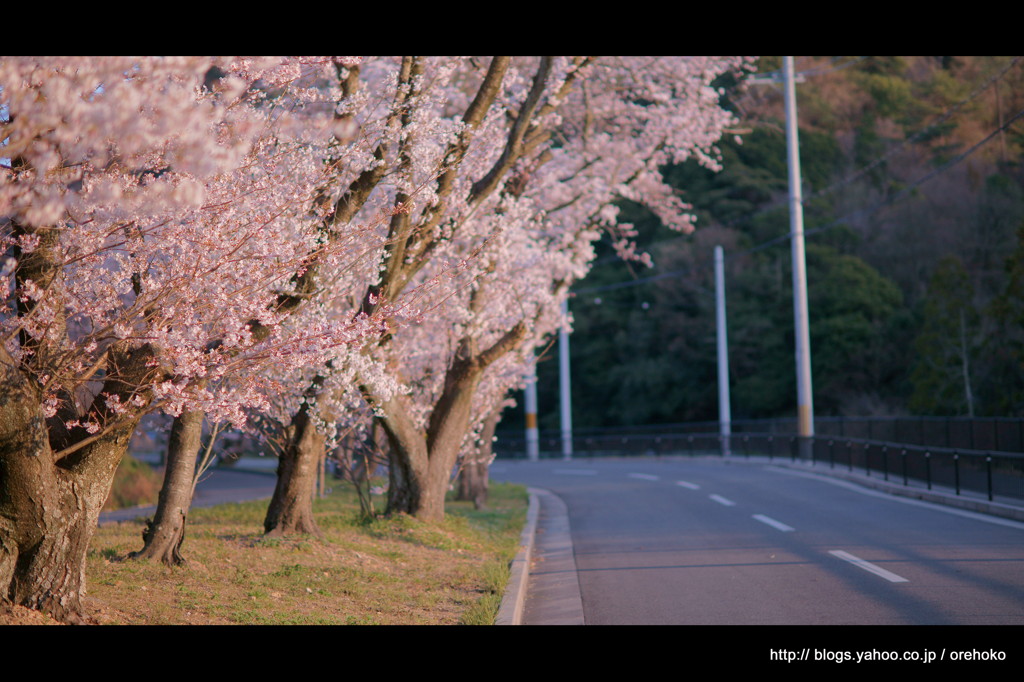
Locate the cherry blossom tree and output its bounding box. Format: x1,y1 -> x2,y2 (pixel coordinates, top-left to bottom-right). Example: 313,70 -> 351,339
0,56 -> 391,619
0,58 -> 749,627
273,56 -> 752,523
128,56 -> 405,562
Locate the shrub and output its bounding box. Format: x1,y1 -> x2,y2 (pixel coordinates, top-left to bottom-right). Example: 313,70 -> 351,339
103,454 -> 162,511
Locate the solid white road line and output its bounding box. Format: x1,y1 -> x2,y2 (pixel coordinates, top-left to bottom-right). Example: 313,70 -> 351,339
709,494 -> 736,506
829,550 -> 909,583
628,473 -> 659,480
553,469 -> 597,476
676,480 -> 700,490
753,514 -> 795,532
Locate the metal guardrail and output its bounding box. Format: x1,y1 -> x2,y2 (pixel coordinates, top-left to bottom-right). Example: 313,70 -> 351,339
493,431 -> 1024,503
505,416 -> 1024,454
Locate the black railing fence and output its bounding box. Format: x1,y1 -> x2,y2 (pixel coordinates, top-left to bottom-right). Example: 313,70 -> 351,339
500,416 -> 1024,452
494,417 -> 1024,503
730,416 -> 1024,453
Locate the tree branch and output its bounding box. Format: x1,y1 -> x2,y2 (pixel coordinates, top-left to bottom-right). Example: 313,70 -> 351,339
468,57 -> 553,206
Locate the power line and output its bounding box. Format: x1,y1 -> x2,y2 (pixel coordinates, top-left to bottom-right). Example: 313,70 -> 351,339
574,266 -> 710,295
800,103 -> 1024,243
755,56 -> 869,81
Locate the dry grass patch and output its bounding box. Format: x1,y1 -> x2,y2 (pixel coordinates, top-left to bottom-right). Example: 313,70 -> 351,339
74,481 -> 526,625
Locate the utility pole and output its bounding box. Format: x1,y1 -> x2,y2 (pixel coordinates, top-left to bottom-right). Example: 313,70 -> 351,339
715,245 -> 731,456
559,297 -> 573,460
525,364 -> 539,461
783,56 -> 815,451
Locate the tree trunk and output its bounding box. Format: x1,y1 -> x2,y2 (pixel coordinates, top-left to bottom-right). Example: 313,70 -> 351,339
379,413 -> 453,522
380,364 -> 480,523
0,409 -> 137,622
383,443 -> 457,523
375,323 -> 526,523
457,457 -> 489,510
263,405 -> 324,538
1,342 -> 153,623
457,407 -> 501,510
130,409 -> 204,565
959,309 -> 975,417
380,396 -> 430,518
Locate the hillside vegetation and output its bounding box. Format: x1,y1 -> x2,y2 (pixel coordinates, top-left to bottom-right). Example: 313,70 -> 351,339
524,56 -> 1024,428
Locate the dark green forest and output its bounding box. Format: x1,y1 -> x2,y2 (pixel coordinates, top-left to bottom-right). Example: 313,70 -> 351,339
512,56 -> 1024,433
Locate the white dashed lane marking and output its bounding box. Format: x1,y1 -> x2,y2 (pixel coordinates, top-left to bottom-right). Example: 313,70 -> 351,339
829,550 -> 909,583
753,514 -> 795,532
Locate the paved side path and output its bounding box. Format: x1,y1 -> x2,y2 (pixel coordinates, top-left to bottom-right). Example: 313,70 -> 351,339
520,487 -> 585,625
99,468 -> 277,526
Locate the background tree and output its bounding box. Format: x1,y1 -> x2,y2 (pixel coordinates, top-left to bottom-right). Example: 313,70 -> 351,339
987,225 -> 1024,414
130,56 -> 401,557
910,256 -> 981,416
519,56 -> 1024,433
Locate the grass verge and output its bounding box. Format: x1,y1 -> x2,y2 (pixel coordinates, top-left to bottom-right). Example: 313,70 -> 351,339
78,481 -> 528,625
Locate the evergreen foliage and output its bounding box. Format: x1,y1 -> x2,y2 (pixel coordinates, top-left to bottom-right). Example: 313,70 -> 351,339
515,56 -> 1024,435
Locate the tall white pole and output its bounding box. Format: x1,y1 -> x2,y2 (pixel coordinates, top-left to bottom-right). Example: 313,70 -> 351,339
525,364 -> 539,461
559,298 -> 573,460
714,245 -> 732,456
784,56 -> 815,444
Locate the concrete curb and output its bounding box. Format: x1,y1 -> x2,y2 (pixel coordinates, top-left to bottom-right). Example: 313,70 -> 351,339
98,466 -> 277,526
496,489 -> 540,625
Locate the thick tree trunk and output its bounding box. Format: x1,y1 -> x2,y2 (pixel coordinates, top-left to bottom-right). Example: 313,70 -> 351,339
383,443 -> 455,523
263,405 -> 324,538
381,365 -> 480,523
130,409 -> 204,565
377,323 -> 526,523
0,399 -> 137,622
380,414 -> 452,523
380,393 -> 430,518
1,342 -> 157,622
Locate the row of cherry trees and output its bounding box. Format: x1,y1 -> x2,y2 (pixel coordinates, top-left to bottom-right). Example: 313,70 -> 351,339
0,56 -> 748,621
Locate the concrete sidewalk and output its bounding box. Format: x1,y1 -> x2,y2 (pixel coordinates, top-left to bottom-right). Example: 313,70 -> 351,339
497,486 -> 584,625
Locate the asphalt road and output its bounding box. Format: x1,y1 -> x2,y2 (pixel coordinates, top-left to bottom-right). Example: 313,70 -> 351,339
492,457 -> 1024,625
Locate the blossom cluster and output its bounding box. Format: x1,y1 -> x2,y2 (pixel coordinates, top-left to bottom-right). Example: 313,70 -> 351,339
291,56 -> 751,455
1,56 -> 750,452
1,57 -> 395,432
